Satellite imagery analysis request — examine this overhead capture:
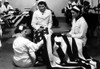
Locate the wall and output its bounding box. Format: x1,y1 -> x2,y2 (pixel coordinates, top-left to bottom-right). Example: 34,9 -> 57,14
46,0 -> 68,17
85,0 -> 98,7
6,0 -> 69,17
92,0 -> 98,7
6,0 -> 36,11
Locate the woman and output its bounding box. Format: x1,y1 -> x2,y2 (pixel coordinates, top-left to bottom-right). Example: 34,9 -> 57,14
13,25 -> 43,67
66,5 -> 88,60
4,0 -> 13,14
51,5 -> 96,69
31,0 -> 53,65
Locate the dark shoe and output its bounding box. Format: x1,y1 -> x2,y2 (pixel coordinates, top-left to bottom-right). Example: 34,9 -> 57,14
75,58 -> 90,64
34,61 -> 45,67
60,62 -> 68,66
74,59 -> 82,63
57,62 -> 79,67
56,61 -> 68,66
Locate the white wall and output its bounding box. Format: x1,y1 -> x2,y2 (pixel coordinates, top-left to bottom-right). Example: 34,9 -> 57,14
86,0 -> 98,7
92,0 -> 98,7
7,0 -> 36,11
46,0 -> 68,17
6,0 -> 69,17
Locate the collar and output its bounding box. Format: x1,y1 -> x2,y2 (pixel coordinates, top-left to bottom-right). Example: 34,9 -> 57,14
39,9 -> 47,15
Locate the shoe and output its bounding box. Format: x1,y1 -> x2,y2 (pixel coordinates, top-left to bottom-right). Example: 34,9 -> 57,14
55,61 -> 67,66
34,61 -> 44,67
75,59 -> 82,63
56,61 -> 68,66
75,58 -> 90,64
60,62 -> 68,66
57,61 -> 79,66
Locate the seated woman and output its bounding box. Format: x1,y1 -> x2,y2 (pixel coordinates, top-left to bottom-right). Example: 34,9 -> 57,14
48,5 -> 97,69
66,5 -> 88,61
4,0 -> 14,14
12,25 -> 43,67
31,0 -> 53,65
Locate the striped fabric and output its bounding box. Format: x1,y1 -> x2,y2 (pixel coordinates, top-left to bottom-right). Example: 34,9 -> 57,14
32,32 -> 97,69
45,33 -> 97,69
33,28 -> 48,43
2,11 -> 30,27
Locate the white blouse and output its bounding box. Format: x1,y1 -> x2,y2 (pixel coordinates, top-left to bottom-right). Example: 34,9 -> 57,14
31,9 -> 52,30
69,16 -> 88,45
13,36 -> 42,67
0,4 -> 6,13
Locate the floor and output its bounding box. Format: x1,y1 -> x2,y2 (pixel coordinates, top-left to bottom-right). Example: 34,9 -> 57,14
0,18 -> 100,69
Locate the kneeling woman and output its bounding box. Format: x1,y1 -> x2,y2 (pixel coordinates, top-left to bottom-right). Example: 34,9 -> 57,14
12,25 -> 43,67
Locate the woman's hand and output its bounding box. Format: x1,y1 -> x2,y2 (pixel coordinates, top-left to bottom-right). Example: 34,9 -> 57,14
38,27 -> 44,31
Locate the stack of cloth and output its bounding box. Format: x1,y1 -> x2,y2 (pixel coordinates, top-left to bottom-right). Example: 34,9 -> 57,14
1,9 -> 30,27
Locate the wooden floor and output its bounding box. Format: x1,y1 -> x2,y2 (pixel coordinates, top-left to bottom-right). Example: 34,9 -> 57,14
0,18 -> 100,69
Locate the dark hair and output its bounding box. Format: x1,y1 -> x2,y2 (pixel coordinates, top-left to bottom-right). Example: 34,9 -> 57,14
4,2 -> 9,4
38,1 -> 47,7
14,25 -> 29,34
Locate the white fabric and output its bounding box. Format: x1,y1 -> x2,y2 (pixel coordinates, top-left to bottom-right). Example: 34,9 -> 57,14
54,36 -> 62,42
45,35 -> 66,65
31,9 -> 52,30
0,25 -> 2,47
52,36 -> 70,64
0,4 -> 6,13
37,0 -> 46,3
69,16 -> 88,46
46,35 -> 97,69
45,16 -> 88,68
13,36 -> 42,67
71,1 -> 78,6
45,35 -> 60,65
19,25 -> 23,30
67,16 -> 88,60
90,60 -> 97,69
73,6 -> 80,11
0,40 -> 2,47
46,35 -> 82,68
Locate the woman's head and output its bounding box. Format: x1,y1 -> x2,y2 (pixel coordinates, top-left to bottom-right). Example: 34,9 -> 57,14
38,1 -> 47,13
14,25 -> 31,35
71,5 -> 81,18
4,0 -> 9,6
